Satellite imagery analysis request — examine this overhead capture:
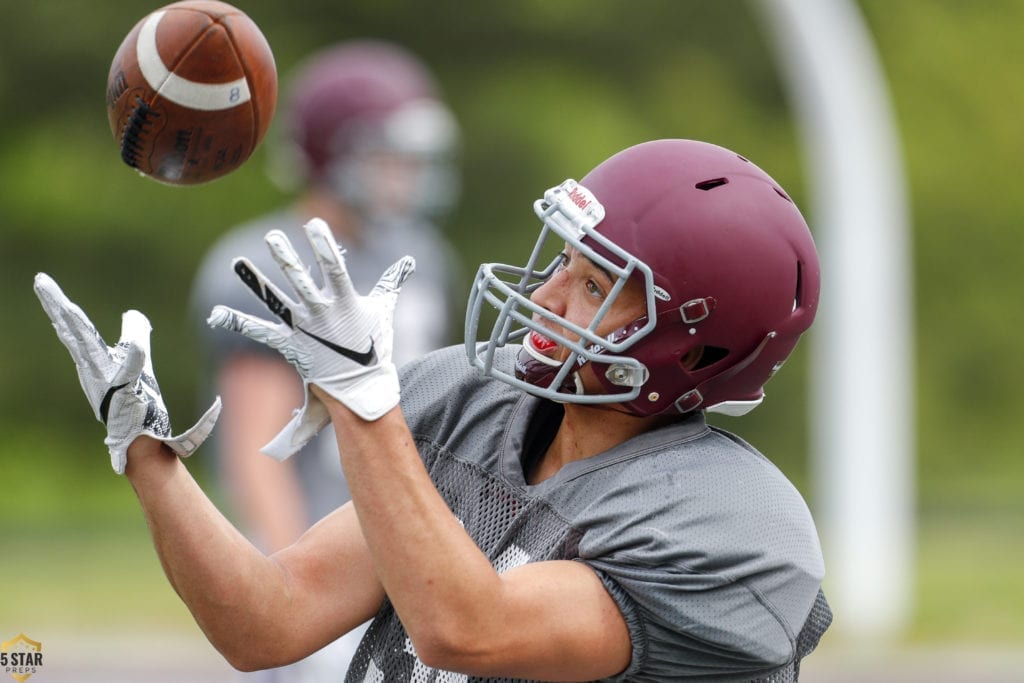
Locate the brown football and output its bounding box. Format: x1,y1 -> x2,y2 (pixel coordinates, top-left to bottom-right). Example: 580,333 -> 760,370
105,0 -> 277,185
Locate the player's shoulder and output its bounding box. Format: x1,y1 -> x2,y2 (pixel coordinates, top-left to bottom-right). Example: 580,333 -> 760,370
193,209 -> 288,287
557,416 -> 821,566
569,420 -> 825,675
191,209 -> 304,300
399,344 -> 521,431
367,218 -> 460,278
399,344 -> 506,400
200,209 -> 299,266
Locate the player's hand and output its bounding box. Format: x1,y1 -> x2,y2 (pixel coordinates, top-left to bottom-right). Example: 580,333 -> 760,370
34,273 -> 222,474
207,217 -> 415,460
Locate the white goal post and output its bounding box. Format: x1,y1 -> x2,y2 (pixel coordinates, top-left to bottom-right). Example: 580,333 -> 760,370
754,0 -> 915,640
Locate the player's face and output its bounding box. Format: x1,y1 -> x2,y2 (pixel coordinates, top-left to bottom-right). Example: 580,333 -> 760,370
360,150 -> 426,215
527,244 -> 645,367
327,150 -> 424,217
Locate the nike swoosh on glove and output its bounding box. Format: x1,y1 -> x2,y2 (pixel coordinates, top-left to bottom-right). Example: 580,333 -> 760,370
207,217 -> 415,461
34,273 -> 221,474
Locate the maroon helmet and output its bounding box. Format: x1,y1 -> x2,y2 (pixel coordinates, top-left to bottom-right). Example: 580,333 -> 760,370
279,40 -> 459,215
465,139 -> 820,417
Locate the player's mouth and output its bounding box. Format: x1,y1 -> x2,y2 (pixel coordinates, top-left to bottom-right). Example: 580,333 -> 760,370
523,328 -> 562,366
529,329 -> 557,352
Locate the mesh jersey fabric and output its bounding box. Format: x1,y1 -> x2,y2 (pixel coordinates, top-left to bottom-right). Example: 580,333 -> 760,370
345,345 -> 829,682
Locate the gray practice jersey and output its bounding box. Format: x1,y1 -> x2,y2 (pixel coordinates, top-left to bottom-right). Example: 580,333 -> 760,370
346,345 -> 830,682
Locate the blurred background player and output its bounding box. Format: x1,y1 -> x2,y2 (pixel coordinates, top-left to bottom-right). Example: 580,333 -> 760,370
189,39 -> 462,682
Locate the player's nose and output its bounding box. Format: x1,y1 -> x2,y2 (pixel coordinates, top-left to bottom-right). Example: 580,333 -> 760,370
529,268 -> 569,316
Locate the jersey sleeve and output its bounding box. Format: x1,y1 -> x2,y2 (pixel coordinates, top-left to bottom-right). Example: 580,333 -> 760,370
397,345 -> 475,437
575,430 -> 825,681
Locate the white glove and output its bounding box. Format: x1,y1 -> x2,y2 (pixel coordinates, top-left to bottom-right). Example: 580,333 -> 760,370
34,273 -> 222,474
207,217 -> 415,461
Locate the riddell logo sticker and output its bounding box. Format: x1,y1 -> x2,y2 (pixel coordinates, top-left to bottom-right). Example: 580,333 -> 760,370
0,634 -> 43,682
567,186 -> 592,210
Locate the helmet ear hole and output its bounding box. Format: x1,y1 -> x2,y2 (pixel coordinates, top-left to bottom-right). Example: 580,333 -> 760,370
793,260 -> 805,310
690,345 -> 729,371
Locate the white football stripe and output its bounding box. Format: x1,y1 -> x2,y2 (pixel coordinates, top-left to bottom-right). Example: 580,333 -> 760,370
136,9 -> 251,111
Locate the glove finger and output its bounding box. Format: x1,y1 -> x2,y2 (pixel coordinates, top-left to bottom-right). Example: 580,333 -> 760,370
110,339 -> 146,388
231,256 -> 302,329
208,305 -> 291,352
108,444 -> 129,475
34,273 -> 111,374
34,273 -> 72,329
265,229 -> 327,308
101,341 -> 146,431
371,256 -> 417,298
305,218 -> 358,302
118,310 -> 156,378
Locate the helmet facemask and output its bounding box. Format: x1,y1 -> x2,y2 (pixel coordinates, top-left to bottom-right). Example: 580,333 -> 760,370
465,179 -> 657,406
325,100 -> 461,222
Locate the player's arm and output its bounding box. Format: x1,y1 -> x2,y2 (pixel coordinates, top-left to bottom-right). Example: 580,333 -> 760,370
325,401 -> 633,680
125,436 -> 383,671
33,273 -> 382,672
217,352 -> 308,552
206,221 -> 632,679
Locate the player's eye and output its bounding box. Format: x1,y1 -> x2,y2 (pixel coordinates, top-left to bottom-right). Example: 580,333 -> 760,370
586,279 -> 605,299
554,251 -> 569,271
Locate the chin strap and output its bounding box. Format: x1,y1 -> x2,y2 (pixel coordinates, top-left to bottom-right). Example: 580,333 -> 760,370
516,340 -> 583,397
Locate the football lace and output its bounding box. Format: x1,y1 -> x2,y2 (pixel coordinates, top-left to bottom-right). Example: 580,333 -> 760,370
120,97 -> 158,168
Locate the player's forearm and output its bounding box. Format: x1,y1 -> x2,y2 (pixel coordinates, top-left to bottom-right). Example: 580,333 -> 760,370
124,437 -> 296,670
325,402 -> 507,667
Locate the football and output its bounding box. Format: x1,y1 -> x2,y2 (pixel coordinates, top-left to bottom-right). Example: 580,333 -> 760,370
105,0 -> 277,185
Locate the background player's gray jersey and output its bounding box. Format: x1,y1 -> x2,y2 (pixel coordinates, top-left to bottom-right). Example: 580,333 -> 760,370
346,346 -> 830,682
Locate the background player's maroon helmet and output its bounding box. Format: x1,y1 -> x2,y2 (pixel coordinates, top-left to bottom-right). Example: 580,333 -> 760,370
466,139 -> 820,417
276,40 -> 460,216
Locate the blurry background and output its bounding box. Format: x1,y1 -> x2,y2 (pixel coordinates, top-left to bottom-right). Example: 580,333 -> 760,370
1,1 -> 1021,680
